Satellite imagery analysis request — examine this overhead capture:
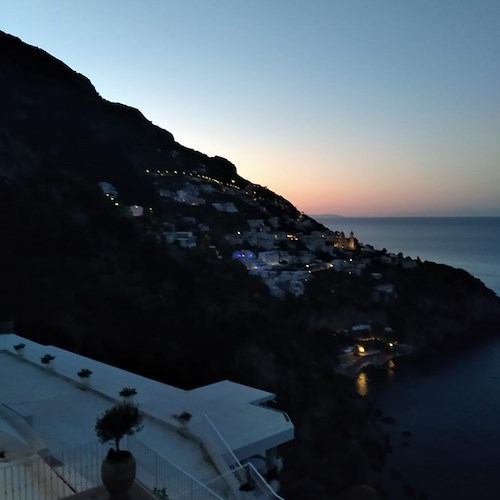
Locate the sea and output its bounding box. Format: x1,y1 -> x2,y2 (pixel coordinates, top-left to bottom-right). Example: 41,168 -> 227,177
316,216 -> 500,500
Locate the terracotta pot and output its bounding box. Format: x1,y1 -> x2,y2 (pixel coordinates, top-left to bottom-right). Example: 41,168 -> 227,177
101,451 -> 136,498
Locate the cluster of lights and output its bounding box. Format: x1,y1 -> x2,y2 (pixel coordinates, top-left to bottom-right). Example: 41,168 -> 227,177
103,192 -> 120,207
143,167 -> 288,207
102,192 -> 151,214
355,341 -> 396,357
144,168 -> 242,190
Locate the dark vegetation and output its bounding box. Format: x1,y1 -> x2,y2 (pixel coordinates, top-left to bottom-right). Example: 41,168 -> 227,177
1,30 -> 500,499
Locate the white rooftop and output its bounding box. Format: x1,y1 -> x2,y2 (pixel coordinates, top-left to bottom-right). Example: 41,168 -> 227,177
0,333 -> 293,484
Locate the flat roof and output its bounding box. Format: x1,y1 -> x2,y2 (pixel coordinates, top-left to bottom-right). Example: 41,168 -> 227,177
0,333 -> 293,472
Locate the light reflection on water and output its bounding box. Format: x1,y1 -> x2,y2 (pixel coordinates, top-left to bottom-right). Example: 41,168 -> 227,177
355,371 -> 369,396
387,359 -> 395,378
355,360 -> 396,396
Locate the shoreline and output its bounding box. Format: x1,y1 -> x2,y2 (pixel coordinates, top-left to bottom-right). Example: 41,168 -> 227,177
336,344 -> 415,377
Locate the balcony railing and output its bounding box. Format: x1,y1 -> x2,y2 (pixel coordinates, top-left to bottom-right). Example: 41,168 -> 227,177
126,435 -> 222,500
0,422 -> 285,500
202,463 -> 284,500
0,441 -> 105,500
0,438 -> 223,500
196,415 -> 284,500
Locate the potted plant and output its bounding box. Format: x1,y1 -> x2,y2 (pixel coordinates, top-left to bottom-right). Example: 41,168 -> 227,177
119,387 -> 137,399
77,368 -> 92,390
13,343 -> 26,358
178,411 -> 192,423
40,354 -> 55,369
95,401 -> 144,498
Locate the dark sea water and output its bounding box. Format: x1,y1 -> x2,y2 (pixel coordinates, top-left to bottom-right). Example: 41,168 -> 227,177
316,216 -> 500,500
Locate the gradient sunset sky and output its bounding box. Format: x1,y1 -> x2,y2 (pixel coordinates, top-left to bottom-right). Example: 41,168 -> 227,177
4,1 -> 499,216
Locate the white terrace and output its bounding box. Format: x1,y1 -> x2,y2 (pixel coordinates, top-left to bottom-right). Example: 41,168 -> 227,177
0,333 -> 294,499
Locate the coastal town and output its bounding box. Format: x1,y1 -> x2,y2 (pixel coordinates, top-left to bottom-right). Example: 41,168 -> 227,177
98,165 -> 420,376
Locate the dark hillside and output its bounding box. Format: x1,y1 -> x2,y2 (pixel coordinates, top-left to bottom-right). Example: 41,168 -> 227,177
0,32 -> 244,195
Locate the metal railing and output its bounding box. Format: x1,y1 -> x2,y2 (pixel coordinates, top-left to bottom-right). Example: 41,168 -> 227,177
127,436 -> 222,500
250,403 -> 291,423
197,414 -> 245,497
0,438 -> 224,500
1,434 -> 285,500
0,404 -> 45,455
243,463 -> 284,500
0,441 -> 106,500
202,463 -> 284,500
196,415 -> 285,499
201,415 -> 244,476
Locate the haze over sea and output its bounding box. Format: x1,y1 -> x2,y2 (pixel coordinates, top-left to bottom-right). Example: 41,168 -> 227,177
316,216 -> 500,499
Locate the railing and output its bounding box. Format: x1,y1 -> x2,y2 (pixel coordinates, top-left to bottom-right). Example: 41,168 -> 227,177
0,435 -> 285,500
127,436 -> 223,500
194,414 -> 255,498
196,415 -> 286,499
250,403 -> 291,423
201,463 -> 284,500
243,463 -> 284,500
198,415 -> 245,490
0,404 -> 45,455
0,441 -> 106,500
0,438 -> 224,500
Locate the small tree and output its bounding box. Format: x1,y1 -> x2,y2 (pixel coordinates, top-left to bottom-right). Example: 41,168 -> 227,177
95,402 -> 143,457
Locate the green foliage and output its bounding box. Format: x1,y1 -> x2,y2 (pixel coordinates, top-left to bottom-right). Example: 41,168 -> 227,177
95,402 -> 143,451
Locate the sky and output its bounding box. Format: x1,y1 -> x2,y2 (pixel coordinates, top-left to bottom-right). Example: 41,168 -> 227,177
3,0 -> 500,216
